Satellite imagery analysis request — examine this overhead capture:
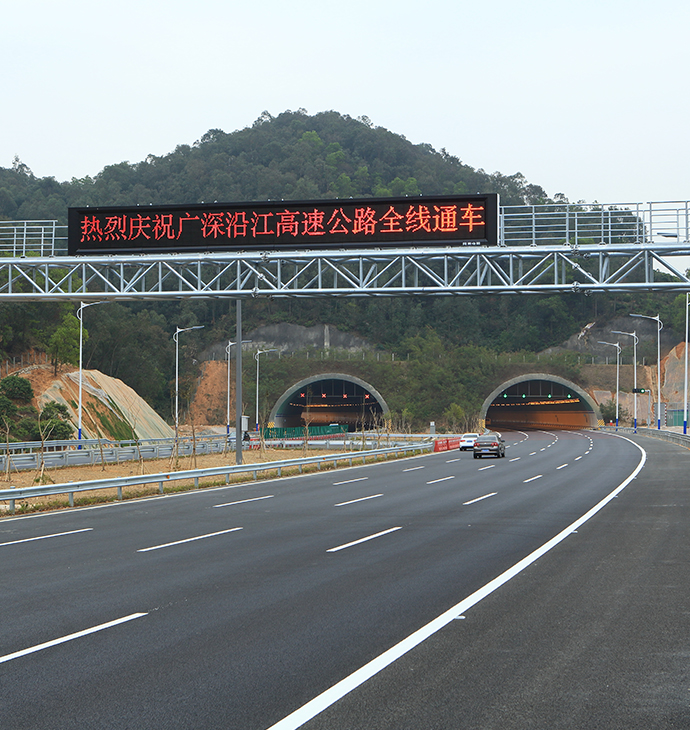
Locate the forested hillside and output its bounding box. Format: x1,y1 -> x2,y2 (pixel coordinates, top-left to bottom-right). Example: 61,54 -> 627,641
0,110 -> 684,428
0,110 -> 551,222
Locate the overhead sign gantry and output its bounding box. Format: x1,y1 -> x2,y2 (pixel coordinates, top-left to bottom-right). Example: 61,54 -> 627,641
2,198 -> 690,301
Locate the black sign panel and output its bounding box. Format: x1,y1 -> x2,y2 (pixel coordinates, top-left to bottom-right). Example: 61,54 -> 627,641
68,194 -> 498,255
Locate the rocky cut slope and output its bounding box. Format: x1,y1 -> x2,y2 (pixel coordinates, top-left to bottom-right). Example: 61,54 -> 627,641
16,364 -> 173,441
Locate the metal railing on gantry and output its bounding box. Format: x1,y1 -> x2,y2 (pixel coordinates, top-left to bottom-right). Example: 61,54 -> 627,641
1,200 -> 689,299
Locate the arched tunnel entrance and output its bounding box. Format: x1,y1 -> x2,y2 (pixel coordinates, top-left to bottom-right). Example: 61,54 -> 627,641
269,373 -> 390,431
482,373 -> 601,430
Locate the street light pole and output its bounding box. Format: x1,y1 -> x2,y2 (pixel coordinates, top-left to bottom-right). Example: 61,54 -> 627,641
599,340 -> 621,430
611,329 -> 638,432
226,338 -> 251,439
173,325 -> 204,439
255,349 -> 277,431
76,301 -> 105,444
631,313 -> 663,429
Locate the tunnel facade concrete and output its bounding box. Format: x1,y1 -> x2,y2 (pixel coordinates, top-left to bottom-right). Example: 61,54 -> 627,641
269,373 -> 390,431
481,373 -> 601,430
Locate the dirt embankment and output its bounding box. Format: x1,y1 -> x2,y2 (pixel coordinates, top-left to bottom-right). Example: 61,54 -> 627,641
14,364 -> 173,441
189,360 -> 233,426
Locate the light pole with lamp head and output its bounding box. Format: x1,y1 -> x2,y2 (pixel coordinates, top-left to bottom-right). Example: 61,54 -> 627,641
76,301 -> 106,445
599,340 -> 621,430
226,338 -> 251,439
630,313 -> 663,429
611,329 -> 638,432
254,349 -> 277,431
173,325 -> 204,439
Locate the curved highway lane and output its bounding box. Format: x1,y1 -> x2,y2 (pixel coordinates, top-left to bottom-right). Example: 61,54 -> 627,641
0,429 -> 656,729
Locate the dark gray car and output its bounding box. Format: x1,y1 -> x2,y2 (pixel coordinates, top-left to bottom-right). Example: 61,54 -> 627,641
473,433 -> 506,458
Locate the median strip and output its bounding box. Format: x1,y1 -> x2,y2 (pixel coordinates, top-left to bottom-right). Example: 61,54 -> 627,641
137,527 -> 243,552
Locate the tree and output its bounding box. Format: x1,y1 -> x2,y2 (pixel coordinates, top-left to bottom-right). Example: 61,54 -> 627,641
48,313 -> 82,375
38,401 -> 74,441
0,375 -> 33,402
443,402 -> 465,433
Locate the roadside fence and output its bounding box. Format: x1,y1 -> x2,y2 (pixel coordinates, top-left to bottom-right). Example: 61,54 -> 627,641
0,440 -> 432,515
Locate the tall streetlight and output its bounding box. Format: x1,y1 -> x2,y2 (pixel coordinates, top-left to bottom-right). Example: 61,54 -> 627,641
173,325 -> 204,437
599,340 -> 621,430
76,301 -> 105,444
611,329 -> 638,432
255,349 -> 277,431
630,313 -> 663,429
226,338 -> 251,439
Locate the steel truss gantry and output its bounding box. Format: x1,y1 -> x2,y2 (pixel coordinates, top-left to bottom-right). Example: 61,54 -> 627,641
0,242 -> 689,301
1,199 -> 689,300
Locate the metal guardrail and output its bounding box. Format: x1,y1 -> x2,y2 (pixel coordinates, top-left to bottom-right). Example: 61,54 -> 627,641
0,440 -> 432,514
0,432 -> 424,472
0,433 -> 231,456
0,439 -> 229,473
599,426 -> 690,449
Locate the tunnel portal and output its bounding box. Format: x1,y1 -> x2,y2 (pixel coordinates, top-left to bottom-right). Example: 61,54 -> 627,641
270,373 -> 389,431
482,374 -> 600,430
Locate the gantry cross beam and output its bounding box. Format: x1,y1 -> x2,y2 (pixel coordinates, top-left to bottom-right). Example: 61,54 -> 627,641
1,200 -> 689,301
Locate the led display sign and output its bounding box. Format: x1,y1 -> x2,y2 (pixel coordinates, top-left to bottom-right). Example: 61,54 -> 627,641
68,194 -> 498,255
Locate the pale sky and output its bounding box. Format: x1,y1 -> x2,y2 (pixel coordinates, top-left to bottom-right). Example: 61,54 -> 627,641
3,0 -> 689,206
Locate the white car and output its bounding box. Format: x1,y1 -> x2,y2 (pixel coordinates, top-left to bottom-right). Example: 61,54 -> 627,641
459,433 -> 479,450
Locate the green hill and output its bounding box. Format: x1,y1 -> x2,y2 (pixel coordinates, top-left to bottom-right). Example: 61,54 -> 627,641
0,110 -> 550,221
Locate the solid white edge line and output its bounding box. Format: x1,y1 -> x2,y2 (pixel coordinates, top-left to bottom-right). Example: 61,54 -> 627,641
137,527 -> 243,552
327,527 -> 402,553
463,492 -> 497,505
335,494 -> 384,507
266,434 -> 646,730
214,495 -> 274,508
0,612 -> 148,664
0,528 -> 93,547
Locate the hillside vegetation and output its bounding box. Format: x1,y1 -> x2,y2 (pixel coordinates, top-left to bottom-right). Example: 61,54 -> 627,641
0,110 -> 685,429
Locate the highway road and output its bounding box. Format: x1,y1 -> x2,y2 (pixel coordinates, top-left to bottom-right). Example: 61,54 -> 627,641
1,428 -> 687,729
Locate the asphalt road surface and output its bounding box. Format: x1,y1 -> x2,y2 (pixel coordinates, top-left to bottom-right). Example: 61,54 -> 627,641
1,429 -> 687,729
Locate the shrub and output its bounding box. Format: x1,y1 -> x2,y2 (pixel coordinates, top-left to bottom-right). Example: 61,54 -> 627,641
0,375 -> 33,402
